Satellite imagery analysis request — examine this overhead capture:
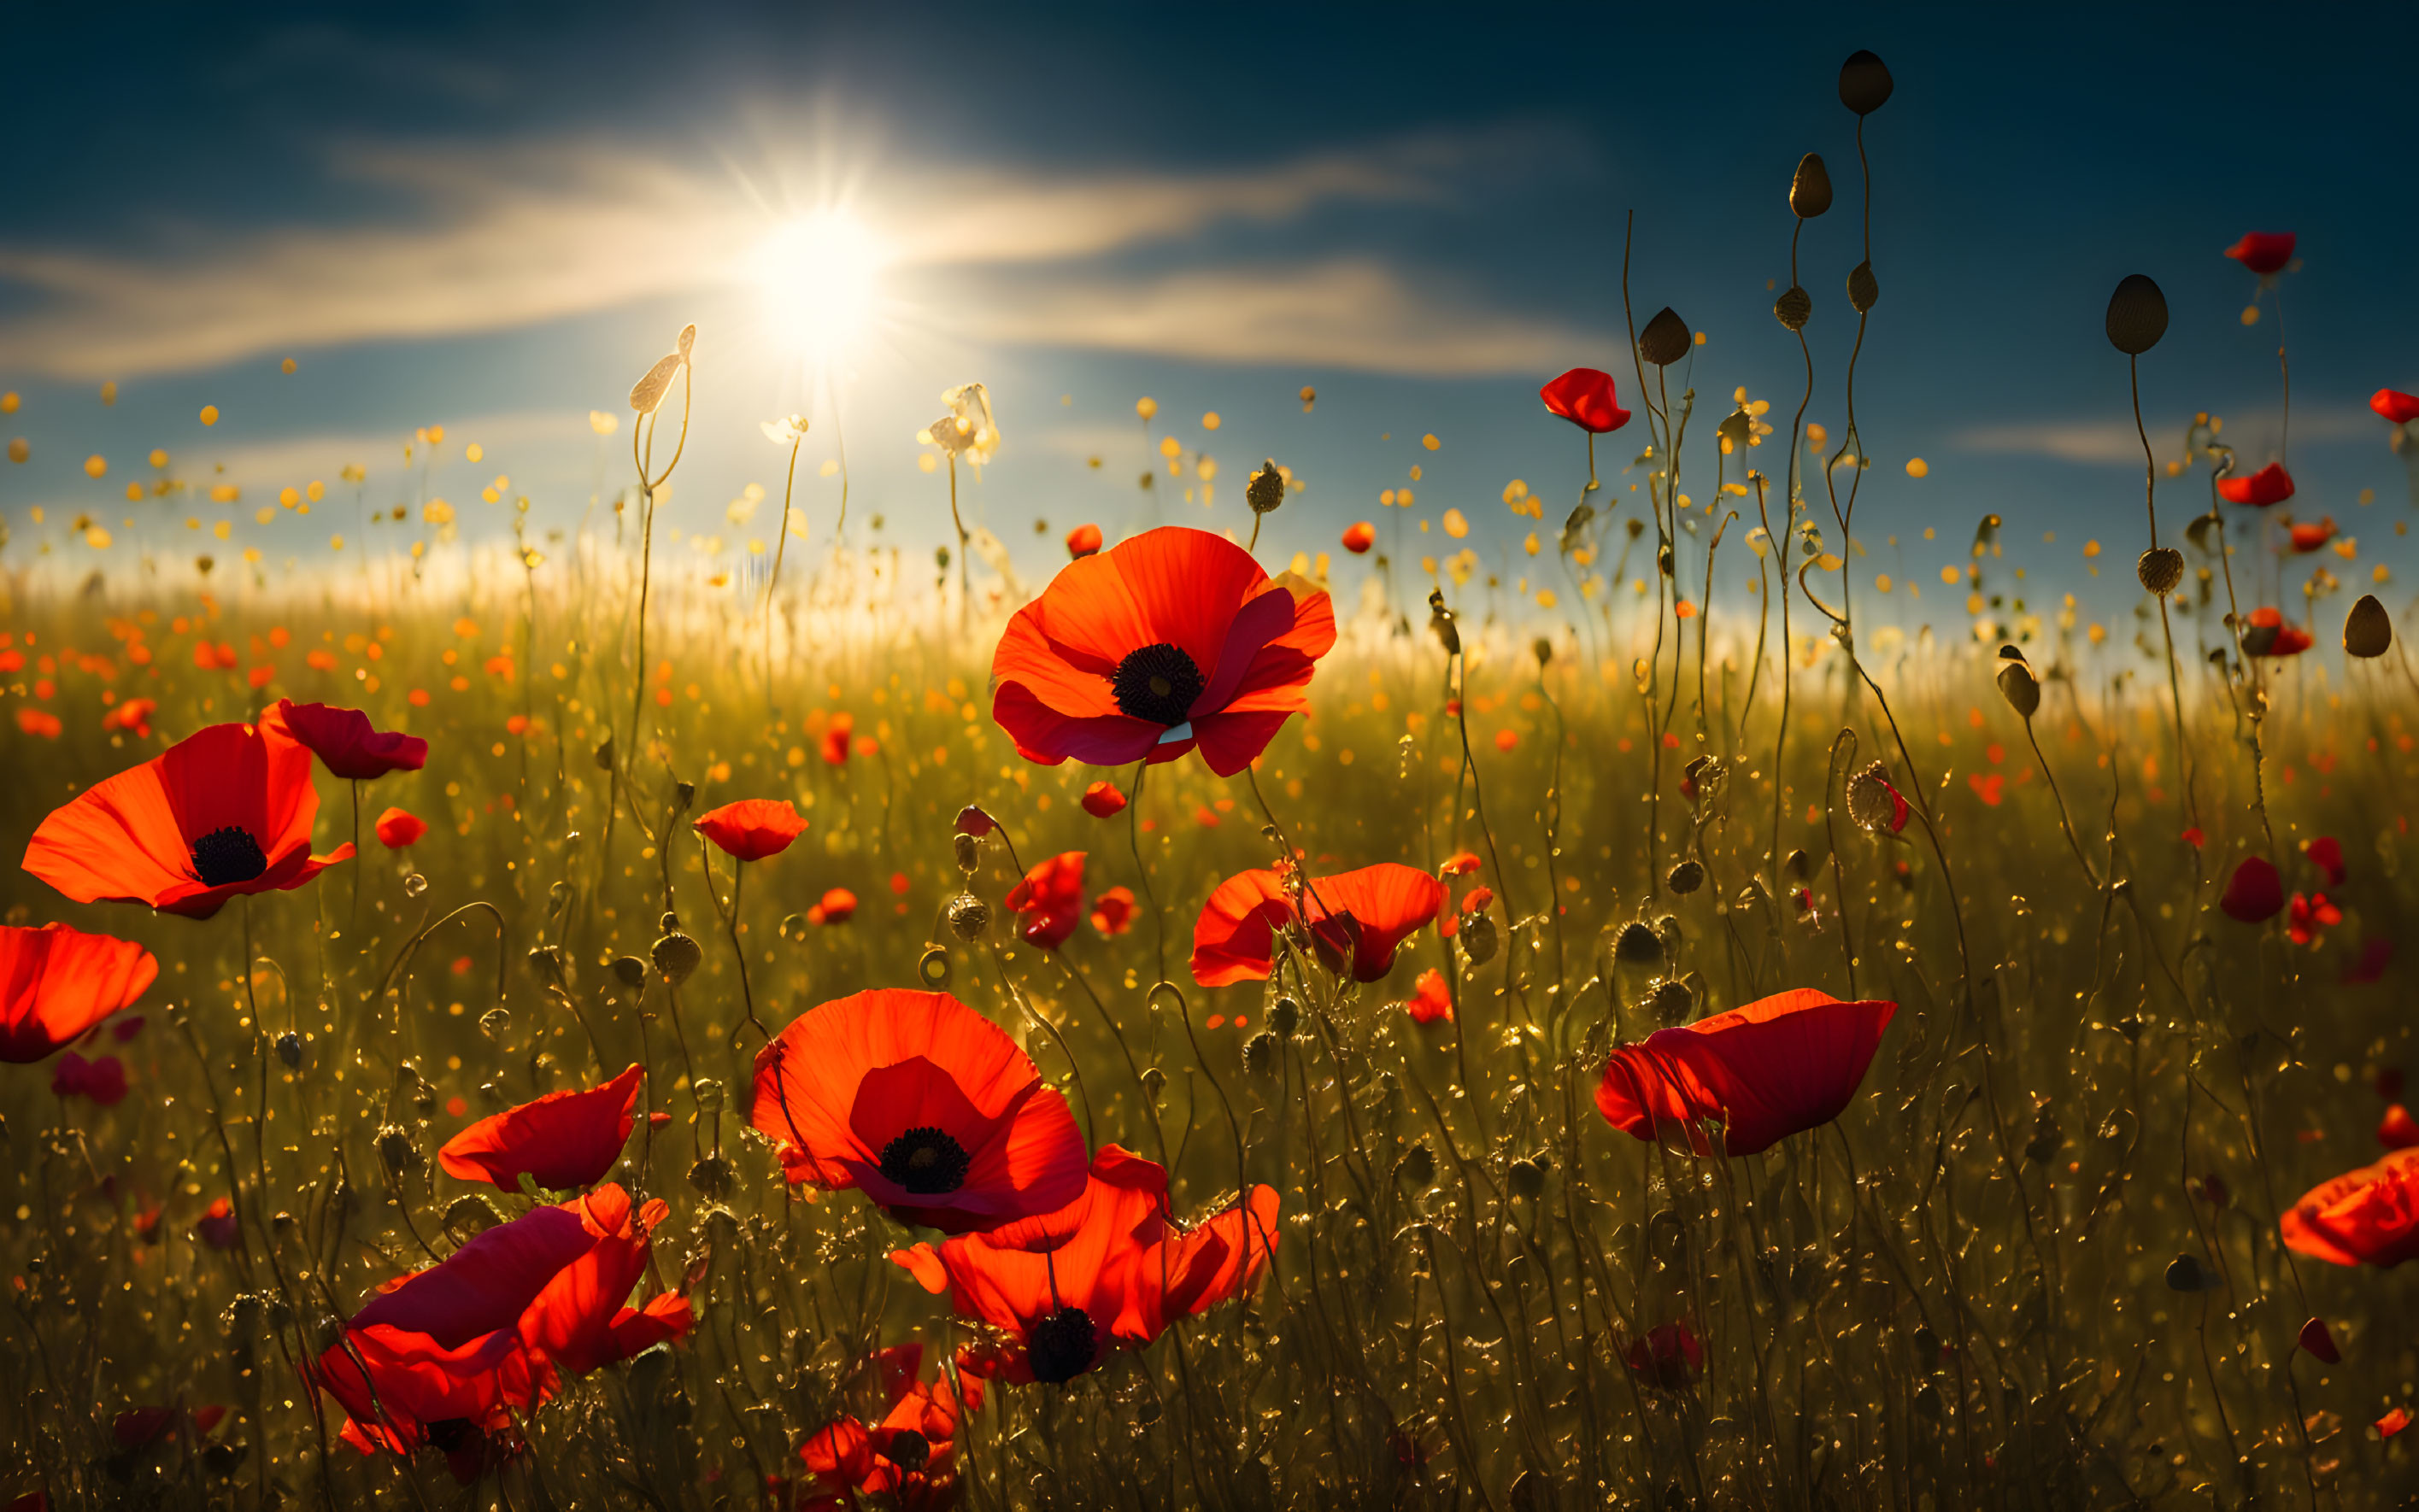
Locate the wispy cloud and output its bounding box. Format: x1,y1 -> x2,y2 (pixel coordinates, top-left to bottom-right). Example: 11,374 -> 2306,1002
0,127 -> 1539,380
1954,404 -> 2381,465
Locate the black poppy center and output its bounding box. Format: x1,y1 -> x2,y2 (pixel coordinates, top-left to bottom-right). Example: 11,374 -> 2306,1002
879,1427 -> 932,1473
1027,1304 -> 1099,1385
423,1417 -> 477,1453
191,825 -> 268,888
1110,642 -> 1204,727
878,1125 -> 972,1195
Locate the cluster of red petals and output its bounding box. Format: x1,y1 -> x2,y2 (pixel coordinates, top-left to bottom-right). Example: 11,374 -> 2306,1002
1341,521 -> 1377,554
2378,1104 -> 2419,1150
989,526 -> 1336,777
812,887 -> 858,925
2282,1146 -> 2419,1268
1540,367 -> 1633,434
438,1064 -> 644,1193
2223,231 -> 2295,276
2216,462 -> 2295,507
51,1051 -> 128,1105
890,1145 -> 1277,1386
374,806 -> 428,848
1089,885 -> 1136,937
0,923 -> 156,1063
22,712 -> 355,919
1080,781 -> 1127,818
2287,892 -> 2343,946
1064,523 -> 1103,560
2240,607 -> 2312,658
275,699 -> 427,780
1005,850 -> 1086,949
313,1184 -> 692,1474
798,1343 -> 983,1507
2375,389 -> 2419,425
693,798 -> 807,861
1623,1322 -> 1704,1389
104,698 -> 156,738
749,989 -> 1089,1234
2287,517 -> 2335,554
823,713 -> 855,768
2218,855 -> 2285,921
1190,862 -> 1446,987
1403,968 -> 1453,1025
2305,835 -> 2346,887
1596,988 -> 1896,1157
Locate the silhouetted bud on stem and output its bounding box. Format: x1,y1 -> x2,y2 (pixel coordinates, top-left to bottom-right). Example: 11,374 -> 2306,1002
1847,261 -> 1879,314
650,930 -> 702,987
1996,659 -> 2041,719
610,955 -> 648,988
1838,50 -> 1894,115
1247,460 -> 1286,516
1775,285 -> 1812,331
1639,308 -> 1691,367
2346,594 -> 2393,658
2105,274 -> 2169,355
1666,860 -> 1705,895
947,894 -> 990,942
1398,1142 -> 1436,1188
2137,547 -> 2183,596
1790,154 -> 1833,218
1269,997 -> 1299,1037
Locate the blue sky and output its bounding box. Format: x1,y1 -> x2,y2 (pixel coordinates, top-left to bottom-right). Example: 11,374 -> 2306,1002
3,1 -> 2414,629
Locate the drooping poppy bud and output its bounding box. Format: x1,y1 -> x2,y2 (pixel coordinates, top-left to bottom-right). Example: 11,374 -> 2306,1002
1638,308 -> 1691,368
2137,547 -> 2183,596
1789,154 -> 1832,218
1838,50 -> 1894,115
2105,274 -> 2169,356
2345,595 -> 2393,659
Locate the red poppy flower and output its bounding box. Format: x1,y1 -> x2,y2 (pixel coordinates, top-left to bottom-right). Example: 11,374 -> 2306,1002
1005,851 -> 1086,950
1065,523 -> 1102,560
0,923 -> 156,1063
196,1197 -> 239,1249
2223,231 -> 2295,276
2297,1316 -> 2342,1363
1540,367 -> 1633,434
313,1322 -> 549,1473
105,698 -> 156,738
1090,886 -> 1135,936
50,1051 -> 127,1105
2379,1105 -> 2419,1150
1404,968 -> 1453,1024
2287,892 -> 2342,946
693,799 -> 806,861
749,989 -> 1089,1234
2281,1146 -> 2419,1268
800,1344 -> 983,1505
1596,988 -> 1897,1157
2220,856 -> 2284,922
822,712 -> 854,768
989,526 -> 1336,777
2345,937 -> 2394,985
1341,521 -> 1376,554
2375,389 -> 2419,425
2287,517 -> 2334,553
815,887 -> 858,925
1624,1322 -> 1703,1389
1189,863 -> 1447,987
439,1064 -> 644,1193
1438,852 -> 1483,878
2240,607 -> 2312,658
1081,781 -> 1127,818
274,700 -> 426,780
22,715 -> 354,919
2306,835 -> 2346,886
2380,1407 -> 2413,1439
113,1405 -> 226,1450
891,1145 -> 1277,1385
374,806 -> 427,848
2216,462 -> 2294,507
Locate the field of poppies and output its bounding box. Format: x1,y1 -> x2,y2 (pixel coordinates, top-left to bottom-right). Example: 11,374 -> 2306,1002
5,47 -> 2419,1512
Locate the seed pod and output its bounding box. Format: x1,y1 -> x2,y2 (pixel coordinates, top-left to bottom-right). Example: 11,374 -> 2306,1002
1790,153 -> 1834,218
692,1077 -> 724,1115
1247,460 -> 1286,515
1996,659 -> 2040,719
376,1125 -> 419,1176
1667,859 -> 1705,894
1774,284 -> 1812,331
1141,1066 -> 1167,1102
1398,1142 -> 1436,1188
1506,1157 -> 1546,1199
1459,909 -> 1499,965
947,894 -> 990,942
650,929 -> 702,987
1426,589 -> 1460,656
442,1195 -> 500,1239
2137,546 -> 2184,596
1639,308 -> 1692,367
2164,1252 -> 2219,1292
274,1031 -> 302,1069
1784,849 -> 1811,881
1846,762 -> 1904,833
686,1156 -> 732,1200
2105,273 -> 2169,355
1847,261 -> 1879,314
1533,636 -> 1553,668
591,734 -> 615,771
1612,920 -> 1665,966
610,955 -> 648,988
1838,50 -> 1894,115
1647,977 -> 1694,1025
1242,1031 -> 1277,1077
2346,593 -> 2393,658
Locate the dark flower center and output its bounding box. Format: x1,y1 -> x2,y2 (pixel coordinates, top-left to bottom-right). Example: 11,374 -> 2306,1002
878,1125 -> 972,1195
879,1427 -> 931,1473
1110,642 -> 1204,726
191,826 -> 268,888
1027,1304 -> 1099,1384
423,1417 -> 477,1453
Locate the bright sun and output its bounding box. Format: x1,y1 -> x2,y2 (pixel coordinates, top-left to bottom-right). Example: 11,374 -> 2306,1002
756,210 -> 886,363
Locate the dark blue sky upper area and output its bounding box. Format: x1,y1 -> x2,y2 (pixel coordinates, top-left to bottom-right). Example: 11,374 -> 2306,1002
4,1 -> 2415,624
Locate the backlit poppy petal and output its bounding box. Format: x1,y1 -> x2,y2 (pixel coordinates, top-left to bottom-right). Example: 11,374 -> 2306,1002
438,1064 -> 644,1193
1599,988 -> 1896,1157
0,923 -> 156,1063
693,799 -> 807,861
274,699 -> 428,780
2282,1147 -> 2419,1268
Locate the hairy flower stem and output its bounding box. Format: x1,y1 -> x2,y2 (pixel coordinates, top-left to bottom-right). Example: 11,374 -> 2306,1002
761,431 -> 804,708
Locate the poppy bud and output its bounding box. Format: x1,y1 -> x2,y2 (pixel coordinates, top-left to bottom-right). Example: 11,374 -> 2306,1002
610,955 -> 648,988
1398,1142 -> 1436,1188
1300,386 -> 1316,411
441,1196 -> 500,1239
1838,50 -> 1894,114
1243,1031 -> 1277,1077
2164,1252 -> 2219,1292
1613,920 -> 1665,966
1506,1157 -> 1546,1199
2346,594 -> 2393,658
650,930 -> 702,987
1847,261 -> 1879,314
1647,978 -> 1694,1025
1460,909 -> 1499,965
884,1427 -> 932,1474
2298,1316 -> 2342,1363
592,734 -> 615,771
1269,996 -> 1300,1037
274,1031 -> 302,1069
687,1155 -> 732,1199
2105,274 -> 2169,356
1787,154 -> 1835,220
1534,636 -> 1553,668
1247,460 -> 1286,515
954,805 -> 996,837
1639,308 -> 1691,368
377,1125 -> 419,1176
1847,762 -> 1905,834
2137,547 -> 2184,597
1667,859 -> 1704,894
479,1007 -> 509,1040
1996,660 -> 2040,719
225,1292 -> 266,1339
1427,589 -> 1460,656
947,894 -> 990,942
692,1076 -> 725,1114
1912,1325 -> 1940,1363
953,832 -> 981,874
673,781 -> 696,813
1774,284 -> 1812,331
1784,848 -> 1811,880
1141,1066 -> 1167,1102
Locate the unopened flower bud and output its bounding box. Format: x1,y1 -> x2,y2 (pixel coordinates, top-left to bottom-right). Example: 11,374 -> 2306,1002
1775,284 -> 1812,331
1996,659 -> 2041,719
610,955 -> 648,988
274,1031 -> 302,1069
2105,274 -> 2169,356
1459,909 -> 1499,965
1247,460 -> 1287,515
1647,978 -> 1695,1025
1506,1157 -> 1546,1199
953,832 -> 981,874
1398,1142 -> 1436,1188
2346,594 -> 2393,658
687,1156 -> 732,1200
1789,153 -> 1833,218
1243,1031 -> 1277,1077
1269,996 -> 1300,1037
1639,307 -> 1691,367
650,930 -> 702,987
1666,859 -> 1705,895
1837,49 -> 1894,115
947,894 -> 990,942
1613,920 -> 1665,966
592,734 -> 615,771
376,1125 -> 418,1176
2137,546 -> 2183,596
